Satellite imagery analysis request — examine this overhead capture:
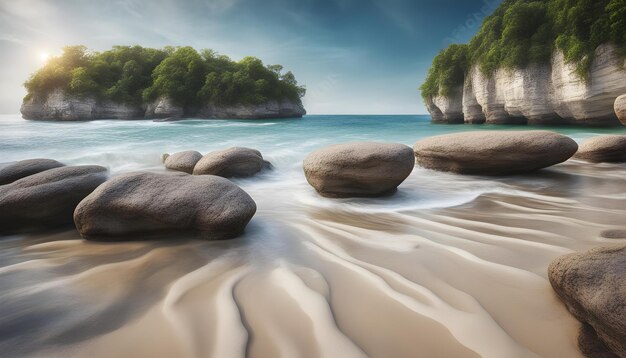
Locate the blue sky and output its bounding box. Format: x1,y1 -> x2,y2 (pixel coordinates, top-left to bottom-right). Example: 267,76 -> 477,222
0,0 -> 501,114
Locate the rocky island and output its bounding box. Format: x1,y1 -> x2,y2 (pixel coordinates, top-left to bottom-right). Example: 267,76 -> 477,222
21,46 -> 306,120
421,0 -> 626,126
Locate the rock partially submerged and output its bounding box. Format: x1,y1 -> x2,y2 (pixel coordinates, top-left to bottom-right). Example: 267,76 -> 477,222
303,142 -> 415,198
163,150 -> 203,174
74,172 -> 256,240
413,131 -> 578,175
575,135 -> 626,163
193,147 -> 269,178
616,95 -> 626,126
549,245 -> 626,357
0,165 -> 108,233
0,159 -> 65,185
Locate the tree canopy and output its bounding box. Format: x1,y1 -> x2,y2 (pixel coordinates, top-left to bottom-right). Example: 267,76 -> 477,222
25,45 -> 306,107
421,0 -> 626,99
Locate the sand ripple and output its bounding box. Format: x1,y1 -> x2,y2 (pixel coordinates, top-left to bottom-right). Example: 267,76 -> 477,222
0,161 -> 625,357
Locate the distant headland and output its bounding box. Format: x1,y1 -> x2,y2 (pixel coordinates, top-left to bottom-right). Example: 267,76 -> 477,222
21,46 -> 306,120
420,0 -> 626,126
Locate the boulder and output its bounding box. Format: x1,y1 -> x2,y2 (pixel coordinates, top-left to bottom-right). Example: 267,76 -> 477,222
193,147 -> 268,178
575,135 -> 626,163
0,159 -> 65,185
303,142 -> 415,198
74,172 -> 257,240
413,131 -> 578,175
163,150 -> 203,174
549,245 -> 626,357
0,165 -> 108,233
616,95 -> 626,126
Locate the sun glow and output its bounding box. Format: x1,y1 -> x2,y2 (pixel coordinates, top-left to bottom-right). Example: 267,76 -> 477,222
39,52 -> 50,62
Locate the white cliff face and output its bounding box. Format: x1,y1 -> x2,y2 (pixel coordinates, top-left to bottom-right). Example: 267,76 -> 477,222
616,95 -> 626,126
22,91 -> 306,121
427,87 -> 464,124
20,89 -> 144,121
425,44 -> 626,126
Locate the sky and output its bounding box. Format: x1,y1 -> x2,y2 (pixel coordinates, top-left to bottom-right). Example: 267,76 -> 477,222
0,0 -> 502,114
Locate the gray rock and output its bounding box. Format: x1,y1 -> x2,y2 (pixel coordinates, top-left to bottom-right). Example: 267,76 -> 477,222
198,99 -> 306,119
549,245 -> 626,357
74,172 -> 256,240
0,165 -> 108,233
145,97 -> 184,119
163,150 -> 203,174
616,95 -> 626,127
193,147 -> 267,178
413,131 -> 578,175
303,142 -> 415,198
575,135 -> 626,163
0,159 -> 65,185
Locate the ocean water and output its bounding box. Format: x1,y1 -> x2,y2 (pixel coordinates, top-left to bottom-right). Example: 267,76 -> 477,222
0,114 -> 625,357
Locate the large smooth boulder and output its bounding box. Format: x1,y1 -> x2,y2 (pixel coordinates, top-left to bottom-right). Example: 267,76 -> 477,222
193,147 -> 268,178
303,142 -> 415,198
162,150 -> 203,174
0,159 -> 65,185
616,95 -> 626,126
0,165 -> 108,233
74,172 -> 257,240
413,131 -> 578,175
575,135 -> 626,163
549,246 -> 626,357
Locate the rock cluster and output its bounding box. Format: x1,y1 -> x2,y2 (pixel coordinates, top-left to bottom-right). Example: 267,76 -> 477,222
303,142 -> 415,198
0,162 -> 108,233
413,131 -> 578,175
163,147 -> 269,178
575,135 -> 626,163
74,172 -> 256,240
549,246 -> 626,357
426,44 -> 626,126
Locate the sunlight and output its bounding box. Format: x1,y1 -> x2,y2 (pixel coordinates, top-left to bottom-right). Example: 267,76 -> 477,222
39,52 -> 50,62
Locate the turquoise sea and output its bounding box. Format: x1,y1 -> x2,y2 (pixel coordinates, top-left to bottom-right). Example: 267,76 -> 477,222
0,114 -> 625,357
2,114 -> 625,172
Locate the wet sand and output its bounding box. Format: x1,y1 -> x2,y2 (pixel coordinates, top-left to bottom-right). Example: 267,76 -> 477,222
0,159 -> 625,357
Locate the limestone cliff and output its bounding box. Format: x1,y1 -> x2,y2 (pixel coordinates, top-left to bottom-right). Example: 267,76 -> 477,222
425,44 -> 626,126
21,89 -> 144,121
21,92 -> 306,120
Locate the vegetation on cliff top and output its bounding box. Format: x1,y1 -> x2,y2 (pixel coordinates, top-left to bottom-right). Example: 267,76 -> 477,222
24,45 -> 306,107
421,0 -> 626,99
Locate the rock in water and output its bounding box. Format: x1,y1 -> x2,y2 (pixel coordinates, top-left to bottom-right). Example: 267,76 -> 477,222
0,158 -> 65,185
303,142 -> 415,198
616,95 -> 626,126
0,165 -> 108,233
193,147 -> 268,178
163,150 -> 203,174
74,172 -> 257,240
575,135 -> 626,163
549,246 -> 626,357
413,131 -> 578,175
